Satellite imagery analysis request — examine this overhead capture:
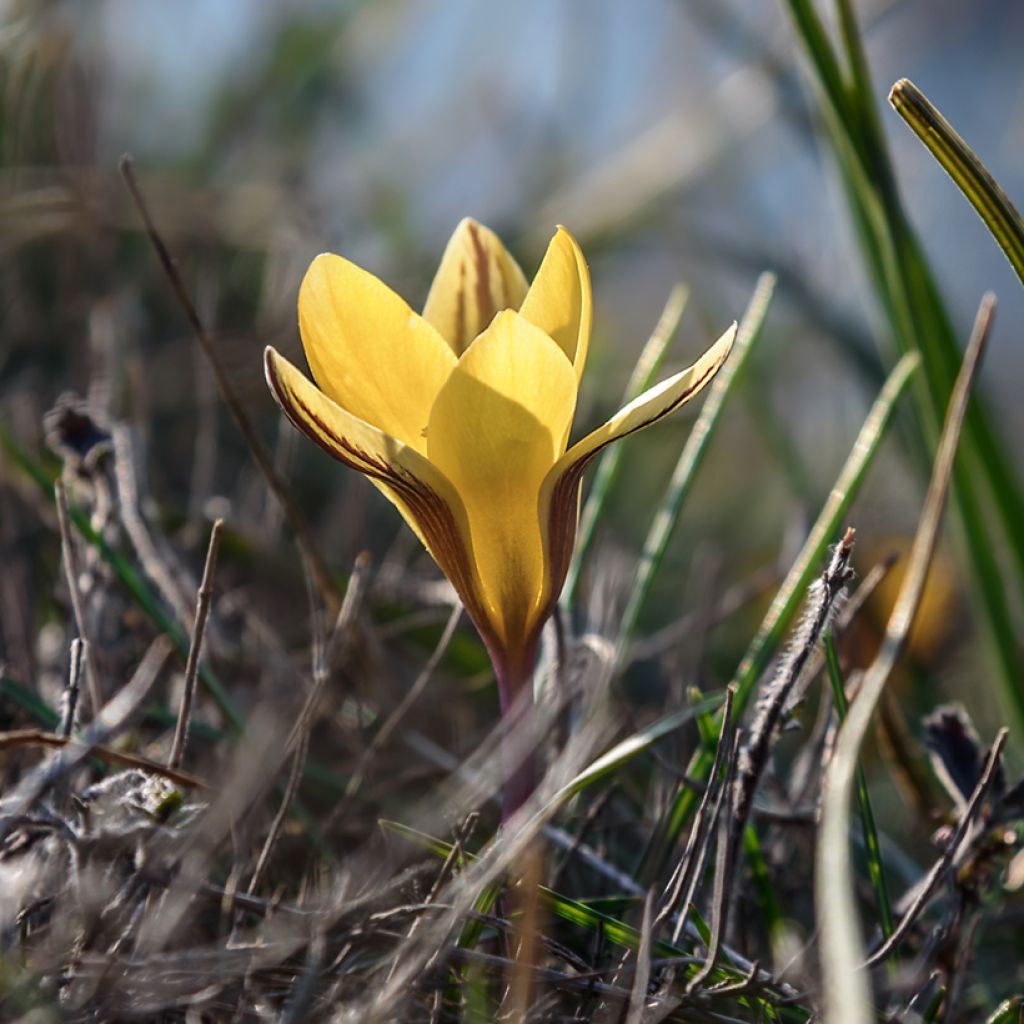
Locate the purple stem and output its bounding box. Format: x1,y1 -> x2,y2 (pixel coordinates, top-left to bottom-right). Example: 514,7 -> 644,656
491,638 -> 539,823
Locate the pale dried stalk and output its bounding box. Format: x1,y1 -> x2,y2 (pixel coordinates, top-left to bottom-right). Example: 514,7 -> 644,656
54,480 -> 103,716
817,294 -> 996,1024
169,518 -> 224,771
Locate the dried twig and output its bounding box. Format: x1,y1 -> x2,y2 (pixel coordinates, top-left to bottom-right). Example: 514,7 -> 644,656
656,687 -> 736,947
628,565 -> 778,665
60,637 -> 86,738
0,729 -> 208,790
784,550 -> 898,716
54,479 -> 103,716
624,891 -> 655,1024
343,602 -> 462,803
387,816 -> 478,991
689,530 -> 856,992
0,636 -> 173,835
169,518 -> 224,771
118,155 -> 341,614
786,553 -> 901,809
549,785 -> 615,888
111,424 -> 198,633
864,728 -> 1007,968
246,554 -> 370,897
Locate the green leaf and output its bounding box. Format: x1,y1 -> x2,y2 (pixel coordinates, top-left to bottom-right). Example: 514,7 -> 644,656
889,78 -> 1024,287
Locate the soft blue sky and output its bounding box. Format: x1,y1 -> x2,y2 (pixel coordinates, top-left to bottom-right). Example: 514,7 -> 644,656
77,0 -> 1024,435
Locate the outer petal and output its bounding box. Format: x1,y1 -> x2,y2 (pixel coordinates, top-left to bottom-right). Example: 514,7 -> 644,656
426,311 -> 577,651
539,322 -> 737,606
298,253 -> 456,454
422,218 -> 529,355
518,225 -> 592,381
265,346 -> 491,637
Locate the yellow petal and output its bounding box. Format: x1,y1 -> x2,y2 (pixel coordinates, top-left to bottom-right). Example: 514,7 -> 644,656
422,218 -> 529,355
298,253 -> 456,453
426,311 -> 577,650
264,346 -> 489,634
540,322 -> 737,599
518,225 -> 592,380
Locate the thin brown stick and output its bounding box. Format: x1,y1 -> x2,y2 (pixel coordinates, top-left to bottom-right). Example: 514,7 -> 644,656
785,550 -> 899,714
60,637 -> 86,738
246,554 -> 370,897
111,424 -> 196,633
662,688 -> 738,948
624,891 -> 655,1024
684,727 -> 744,995
689,530 -> 856,993
549,786 -> 614,888
54,480 -> 102,716
0,731 -> 207,789
342,602 -> 462,802
118,155 -> 341,614
169,518 -> 224,771
398,813 -> 479,986
627,564 -> 778,664
788,554 -> 900,805
864,728 -> 1008,968
0,637 -> 177,834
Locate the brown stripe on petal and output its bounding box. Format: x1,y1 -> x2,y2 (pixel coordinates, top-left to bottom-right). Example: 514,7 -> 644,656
455,260 -> 468,353
265,353 -> 498,650
499,252 -> 521,312
543,358 -> 721,615
467,220 -> 497,333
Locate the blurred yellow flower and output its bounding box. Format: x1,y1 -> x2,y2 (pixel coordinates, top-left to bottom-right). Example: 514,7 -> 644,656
265,219 -> 734,707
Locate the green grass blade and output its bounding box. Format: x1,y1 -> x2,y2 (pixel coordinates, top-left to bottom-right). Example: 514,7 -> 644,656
550,694 -> 722,806
457,882 -> 502,953
382,821 -> 813,1021
729,352 -> 918,717
0,675 -> 61,729
380,819 -> 677,955
889,78 -> 1024,286
686,689 -> 781,943
823,630 -> 893,939
639,352 -> 920,882
617,271 -> 776,653
985,998 -> 1024,1024
743,824 -> 785,943
563,283 -> 688,606
923,987 -> 947,1022
782,0 -> 1024,736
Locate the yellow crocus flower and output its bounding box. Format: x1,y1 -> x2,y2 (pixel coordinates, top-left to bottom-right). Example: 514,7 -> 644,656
265,219 -> 735,710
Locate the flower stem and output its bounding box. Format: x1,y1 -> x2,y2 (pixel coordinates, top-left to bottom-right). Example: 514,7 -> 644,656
492,640 -> 539,822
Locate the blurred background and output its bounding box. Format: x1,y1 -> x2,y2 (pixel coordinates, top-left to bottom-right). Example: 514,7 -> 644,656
2,0 -> 1023,782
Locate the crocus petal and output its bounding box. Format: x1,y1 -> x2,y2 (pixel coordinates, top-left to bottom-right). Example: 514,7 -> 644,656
426,310 -> 577,651
518,225 -> 592,381
265,346 -> 490,634
298,253 -> 456,453
539,322 -> 737,602
422,218 -> 530,355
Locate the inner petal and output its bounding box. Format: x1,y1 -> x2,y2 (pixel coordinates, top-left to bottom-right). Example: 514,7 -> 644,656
422,218 -> 529,355
426,311 -> 577,648
298,252 -> 457,453
518,226 -> 592,380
